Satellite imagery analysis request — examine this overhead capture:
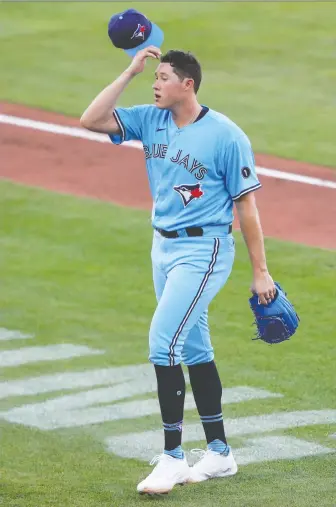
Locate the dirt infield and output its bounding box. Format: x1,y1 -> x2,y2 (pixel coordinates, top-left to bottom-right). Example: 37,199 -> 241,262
1,102 -> 335,249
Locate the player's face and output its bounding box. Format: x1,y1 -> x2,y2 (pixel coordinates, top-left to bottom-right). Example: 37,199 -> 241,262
153,63 -> 191,109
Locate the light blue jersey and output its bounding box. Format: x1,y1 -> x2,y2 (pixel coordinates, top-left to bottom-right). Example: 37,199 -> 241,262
109,105 -> 261,232
109,104 -> 261,367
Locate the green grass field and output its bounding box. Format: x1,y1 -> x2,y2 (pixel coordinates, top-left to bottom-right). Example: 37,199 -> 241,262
0,181 -> 335,507
1,2 -> 336,506
1,2 -> 336,166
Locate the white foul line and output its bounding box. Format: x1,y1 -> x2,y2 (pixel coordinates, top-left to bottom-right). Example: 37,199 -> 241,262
1,114 -> 335,190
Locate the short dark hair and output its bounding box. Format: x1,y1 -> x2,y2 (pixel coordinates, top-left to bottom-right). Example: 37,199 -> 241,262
160,50 -> 202,93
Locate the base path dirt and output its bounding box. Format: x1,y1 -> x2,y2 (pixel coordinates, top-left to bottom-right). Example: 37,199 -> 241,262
1,102 -> 335,249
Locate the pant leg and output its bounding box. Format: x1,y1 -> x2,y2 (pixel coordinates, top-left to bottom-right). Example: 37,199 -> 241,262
149,236 -> 235,367
152,262 -> 167,302
181,310 -> 214,366
153,249 -> 213,365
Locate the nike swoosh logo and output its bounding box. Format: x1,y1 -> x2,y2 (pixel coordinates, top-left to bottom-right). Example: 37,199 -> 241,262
156,128 -> 166,132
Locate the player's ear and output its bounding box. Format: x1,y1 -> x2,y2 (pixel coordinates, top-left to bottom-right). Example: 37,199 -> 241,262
184,78 -> 195,92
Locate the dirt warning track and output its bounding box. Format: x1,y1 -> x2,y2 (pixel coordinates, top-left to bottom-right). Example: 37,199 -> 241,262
1,102 -> 335,249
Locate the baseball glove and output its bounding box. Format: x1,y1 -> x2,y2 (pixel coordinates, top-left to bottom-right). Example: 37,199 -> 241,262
249,282 -> 299,344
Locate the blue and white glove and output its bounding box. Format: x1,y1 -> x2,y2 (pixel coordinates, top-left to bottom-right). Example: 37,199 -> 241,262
249,282 -> 300,344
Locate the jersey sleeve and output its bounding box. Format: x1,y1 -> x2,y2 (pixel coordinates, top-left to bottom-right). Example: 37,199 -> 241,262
223,134 -> 262,200
108,105 -> 149,145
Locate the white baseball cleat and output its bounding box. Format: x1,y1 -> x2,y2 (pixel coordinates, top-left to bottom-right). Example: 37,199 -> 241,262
188,448 -> 238,483
137,453 -> 190,495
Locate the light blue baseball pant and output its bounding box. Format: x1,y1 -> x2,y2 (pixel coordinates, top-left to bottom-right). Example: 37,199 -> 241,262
149,229 -> 235,367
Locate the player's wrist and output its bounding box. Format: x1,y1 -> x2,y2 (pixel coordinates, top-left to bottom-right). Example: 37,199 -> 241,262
253,266 -> 269,276
122,68 -> 137,81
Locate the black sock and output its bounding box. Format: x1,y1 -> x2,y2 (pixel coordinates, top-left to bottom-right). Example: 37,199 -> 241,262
154,364 -> 186,451
188,360 -> 227,445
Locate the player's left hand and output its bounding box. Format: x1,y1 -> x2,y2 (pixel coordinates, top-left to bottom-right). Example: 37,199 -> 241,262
250,271 -> 276,305
249,282 -> 300,344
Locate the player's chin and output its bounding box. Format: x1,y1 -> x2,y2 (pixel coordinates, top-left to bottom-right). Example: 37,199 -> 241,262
154,99 -> 166,109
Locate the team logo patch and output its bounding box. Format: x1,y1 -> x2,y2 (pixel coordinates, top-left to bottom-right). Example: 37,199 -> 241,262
174,183 -> 204,207
241,166 -> 251,179
131,24 -> 146,40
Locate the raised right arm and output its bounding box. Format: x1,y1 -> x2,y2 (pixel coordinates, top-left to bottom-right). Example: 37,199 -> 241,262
80,46 -> 162,134
80,70 -> 135,134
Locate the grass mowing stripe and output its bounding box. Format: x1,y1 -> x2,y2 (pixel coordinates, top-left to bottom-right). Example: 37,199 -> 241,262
0,180 -> 335,506
0,328 -> 33,341
1,2 -> 336,166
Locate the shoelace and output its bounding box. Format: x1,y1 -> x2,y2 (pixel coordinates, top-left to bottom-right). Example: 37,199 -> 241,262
190,448 -> 208,460
149,454 -> 164,466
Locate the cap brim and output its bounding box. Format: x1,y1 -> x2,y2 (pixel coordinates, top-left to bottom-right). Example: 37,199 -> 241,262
124,23 -> 164,57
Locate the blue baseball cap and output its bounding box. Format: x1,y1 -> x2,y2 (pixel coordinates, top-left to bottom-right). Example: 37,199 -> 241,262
108,9 -> 164,57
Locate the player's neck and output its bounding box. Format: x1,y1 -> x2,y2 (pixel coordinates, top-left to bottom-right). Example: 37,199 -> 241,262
170,99 -> 202,129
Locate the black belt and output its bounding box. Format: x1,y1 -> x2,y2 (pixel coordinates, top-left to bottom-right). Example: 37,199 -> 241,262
155,225 -> 232,238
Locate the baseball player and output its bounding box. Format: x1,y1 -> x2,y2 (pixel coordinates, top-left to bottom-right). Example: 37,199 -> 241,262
81,46 -> 276,495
